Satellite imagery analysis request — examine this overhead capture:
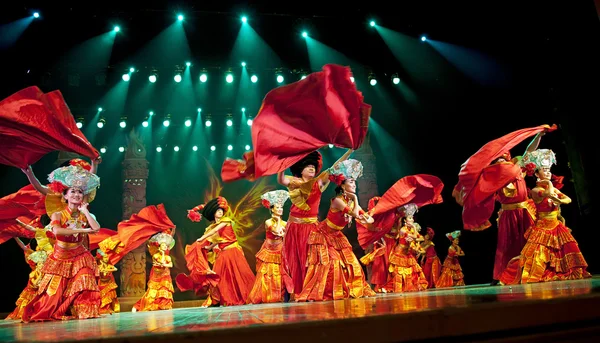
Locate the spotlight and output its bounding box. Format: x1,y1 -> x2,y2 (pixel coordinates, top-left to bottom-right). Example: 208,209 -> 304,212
193,145 -> 198,151
328,144 -> 334,148
142,119 -> 149,127
227,145 -> 233,151
119,146 -> 125,152
100,147 -> 107,154
186,61 -> 191,67
97,118 -> 106,128
174,74 -> 182,83
226,118 -> 233,127
302,31 -> 308,38
184,118 -> 192,127
129,67 -> 135,73
98,107 -> 103,112
392,74 -> 400,84
241,107 -> 246,112
199,73 -> 207,82
122,74 -> 130,82
33,12 -> 40,18
149,111 -> 154,116
301,75 -> 307,80
149,74 -> 157,83
225,73 -> 233,83
156,146 -> 162,152
205,119 -> 212,127
250,75 -> 258,83
177,14 -> 184,21
421,35 -> 427,42
245,145 -> 251,151
210,145 -> 216,151
241,61 -> 246,67
197,108 -> 202,113
76,117 -> 84,129
368,73 -> 377,86
174,146 -> 180,152
119,117 -> 127,128
276,75 -> 284,83
114,26 -> 120,32
370,20 -> 375,27
247,119 -> 253,126
241,16 -> 247,23
350,76 -> 355,83
163,115 -> 171,127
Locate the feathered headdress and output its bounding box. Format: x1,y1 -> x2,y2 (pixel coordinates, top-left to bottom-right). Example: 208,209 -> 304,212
328,159 -> 363,186
261,190 -> 290,209
520,149 -> 557,176
446,230 -> 461,241
187,196 -> 229,222
47,165 -> 100,195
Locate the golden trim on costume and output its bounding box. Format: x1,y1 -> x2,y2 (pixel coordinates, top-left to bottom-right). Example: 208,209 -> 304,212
288,216 -> 318,224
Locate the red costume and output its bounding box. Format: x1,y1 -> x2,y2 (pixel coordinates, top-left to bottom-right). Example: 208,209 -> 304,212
420,227 -> 441,289
435,231 -> 465,288
452,124 -> 556,280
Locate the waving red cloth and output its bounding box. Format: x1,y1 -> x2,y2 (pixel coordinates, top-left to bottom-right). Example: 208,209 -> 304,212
0,185 -> 48,244
452,124 -> 557,230
175,241 -> 220,296
99,204 -> 175,265
88,228 -> 117,251
357,174 -> 444,250
0,86 -> 99,168
222,64 -> 371,182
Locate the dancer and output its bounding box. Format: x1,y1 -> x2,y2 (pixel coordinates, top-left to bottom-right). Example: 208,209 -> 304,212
5,239 -> 47,320
453,124 -> 556,285
278,149 -> 353,297
187,197 -> 255,306
500,149 -> 591,284
383,204 -> 429,293
420,227 -> 442,289
96,249 -> 120,314
296,159 -> 376,301
132,232 -> 175,312
247,190 -> 293,304
435,231 -> 465,288
22,164 -> 101,322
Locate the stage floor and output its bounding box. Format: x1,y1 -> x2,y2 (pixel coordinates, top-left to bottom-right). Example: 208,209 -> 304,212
2,277 -> 600,343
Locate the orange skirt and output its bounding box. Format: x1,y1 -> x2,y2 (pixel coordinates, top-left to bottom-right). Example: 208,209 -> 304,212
5,282 -> 37,320
99,274 -> 120,314
205,245 -> 255,306
384,248 -> 428,293
133,266 -> 173,312
247,239 -> 293,304
435,256 -> 464,288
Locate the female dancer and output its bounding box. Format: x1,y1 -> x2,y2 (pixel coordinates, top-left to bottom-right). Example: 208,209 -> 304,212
500,149 -> 591,284
247,190 -> 293,304
296,159 -> 376,301
435,230 -> 465,288
96,249 -> 120,314
277,149 -> 353,297
132,232 -> 175,312
22,164 -> 101,322
420,227 -> 442,289
188,197 -> 255,306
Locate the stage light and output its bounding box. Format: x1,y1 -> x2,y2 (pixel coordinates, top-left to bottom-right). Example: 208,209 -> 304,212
76,118 -> 84,129
241,61 -> 246,67
149,74 -> 157,83
119,146 -> 125,152
205,119 -> 212,127
276,75 -> 284,83
98,107 -> 103,112
350,76 -> 355,83
328,144 -> 334,148
241,16 -> 247,23
129,67 -> 135,73
156,146 -> 162,152
241,107 -> 246,112
119,118 -> 127,128
174,146 -> 179,152
368,73 -> 377,86
251,75 -> 258,83
199,73 -> 207,82
245,145 -> 251,151
302,31 -> 308,38
227,145 -> 233,151
197,108 -> 202,112
100,147 -> 107,154
186,61 -> 191,67
421,35 -> 427,42
392,74 -> 400,84
370,20 -> 376,27
177,14 -> 184,21
174,74 -> 182,83
149,111 -> 154,116
33,12 -> 40,18
226,73 -> 233,83
193,145 -> 198,151
114,26 -> 120,32
142,120 -> 149,127
97,118 -> 105,128
184,118 -> 192,127
210,145 -> 216,151
122,74 -> 130,82
163,119 -> 170,127
226,119 -> 233,127
247,119 -> 253,126
301,75 -> 307,80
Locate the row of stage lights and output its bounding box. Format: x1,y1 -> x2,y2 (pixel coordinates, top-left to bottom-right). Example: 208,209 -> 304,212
121,64 -> 401,86
76,108 -> 253,129
100,143 -> 336,154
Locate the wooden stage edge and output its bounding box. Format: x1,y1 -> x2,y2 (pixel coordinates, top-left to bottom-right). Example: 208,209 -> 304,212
2,278 -> 600,343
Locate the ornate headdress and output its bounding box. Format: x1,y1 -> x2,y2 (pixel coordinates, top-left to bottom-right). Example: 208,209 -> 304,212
328,159 -> 363,186
398,203 -> 418,217
290,151 -> 323,177
45,165 -> 100,216
149,232 -> 175,250
426,227 -> 435,239
520,149 -> 556,176
446,230 -> 461,241
187,196 -> 229,222
261,190 -> 290,209
60,158 -> 92,171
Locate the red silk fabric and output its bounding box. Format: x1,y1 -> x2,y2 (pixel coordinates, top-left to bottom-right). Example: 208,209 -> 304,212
0,86 -> 99,168
222,64 -> 371,182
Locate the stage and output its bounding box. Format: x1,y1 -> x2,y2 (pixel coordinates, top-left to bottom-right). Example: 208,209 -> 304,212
1,277 -> 600,343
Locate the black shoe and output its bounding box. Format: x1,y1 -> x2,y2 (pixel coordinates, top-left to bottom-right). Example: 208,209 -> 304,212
490,280 -> 500,286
